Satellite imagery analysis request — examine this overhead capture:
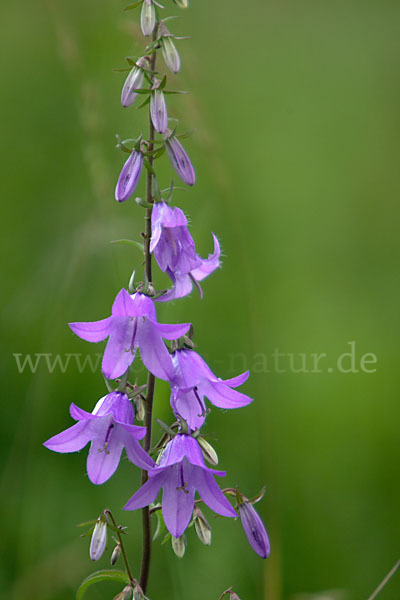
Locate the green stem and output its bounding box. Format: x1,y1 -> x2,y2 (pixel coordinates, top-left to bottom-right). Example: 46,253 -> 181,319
104,509 -> 135,586
139,32 -> 158,595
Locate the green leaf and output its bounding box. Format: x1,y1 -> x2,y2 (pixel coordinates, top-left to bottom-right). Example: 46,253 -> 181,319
110,239 -> 144,252
124,0 -> 144,11
138,96 -> 151,109
76,570 -> 129,600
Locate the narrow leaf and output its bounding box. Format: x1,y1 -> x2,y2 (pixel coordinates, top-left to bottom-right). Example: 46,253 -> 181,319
76,570 -> 129,600
110,239 -> 144,252
124,0 -> 144,11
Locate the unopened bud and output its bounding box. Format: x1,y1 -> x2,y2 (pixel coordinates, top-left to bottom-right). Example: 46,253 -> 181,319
140,0 -> 156,36
114,585 -> 133,600
132,581 -> 146,600
197,437 -> 219,466
115,150 -> 144,202
121,57 -> 147,107
135,396 -> 146,421
110,543 -> 121,565
161,35 -> 181,74
90,518 -> 107,561
164,133 -> 195,186
238,500 -> 270,559
150,88 -> 168,134
193,506 -> 212,545
171,534 -> 186,558
174,0 -> 189,7
230,594 -> 241,600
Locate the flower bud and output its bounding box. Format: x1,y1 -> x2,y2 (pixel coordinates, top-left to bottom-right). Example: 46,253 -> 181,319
150,88 -> 168,134
238,501 -> 270,559
121,57 -> 147,107
114,585 -> 133,600
193,506 -> 212,545
140,0 -> 156,36
115,150 -> 144,202
197,437 -> 218,466
174,0 -> 189,7
110,543 -> 121,565
89,518 -> 107,561
230,594 -> 241,600
164,134 -> 195,186
171,534 -> 187,558
161,36 -> 181,74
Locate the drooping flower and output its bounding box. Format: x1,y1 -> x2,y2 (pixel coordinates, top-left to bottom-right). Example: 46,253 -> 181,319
140,0 -> 156,37
164,131 -> 195,186
115,150 -> 144,202
43,392 -> 155,485
121,57 -> 148,107
238,500 -> 270,558
69,289 -> 190,380
150,83 -> 168,134
124,434 -> 236,537
150,202 -> 220,301
169,349 -> 253,430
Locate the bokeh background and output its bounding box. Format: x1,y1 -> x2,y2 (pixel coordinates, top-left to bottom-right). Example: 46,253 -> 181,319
1,0 -> 399,598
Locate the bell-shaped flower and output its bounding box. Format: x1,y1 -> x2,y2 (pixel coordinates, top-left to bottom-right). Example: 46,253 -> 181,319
164,132 -> 195,186
121,57 -> 148,107
169,349 -> 253,430
123,434 -> 236,538
115,150 -> 144,202
69,289 -> 190,380
43,392 -> 155,485
150,85 -> 168,134
238,500 -> 270,558
140,0 -> 156,37
150,202 -> 220,301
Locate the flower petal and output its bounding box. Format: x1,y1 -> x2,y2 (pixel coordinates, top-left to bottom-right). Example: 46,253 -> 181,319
101,317 -> 137,380
86,424 -> 124,485
195,469 -> 237,518
43,421 -> 92,453
124,472 -> 164,510
137,318 -> 174,381
69,318 -> 112,343
155,271 -> 193,302
239,502 -> 270,558
123,433 -> 156,470
69,403 -> 96,422
162,463 -> 195,538
222,370 -> 250,388
199,378 -> 253,409
149,318 -> 191,341
190,234 -> 221,281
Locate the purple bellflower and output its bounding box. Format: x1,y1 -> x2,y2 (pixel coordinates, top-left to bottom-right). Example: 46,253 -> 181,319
238,500 -> 270,558
121,57 -> 148,107
164,131 -> 195,186
124,434 -> 236,537
170,349 -> 253,430
44,392 -> 155,485
115,150 -> 144,202
69,289 -> 190,380
150,201 -> 220,301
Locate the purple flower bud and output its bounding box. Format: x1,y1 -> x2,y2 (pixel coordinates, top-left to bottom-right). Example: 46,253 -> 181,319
140,0 -> 156,36
161,36 -> 181,74
121,57 -> 147,107
165,134 -> 195,186
150,88 -> 168,134
90,519 -> 107,561
115,150 -> 144,202
238,501 -> 270,559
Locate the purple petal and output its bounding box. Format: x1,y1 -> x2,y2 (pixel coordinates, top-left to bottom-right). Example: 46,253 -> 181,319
137,318 -> 174,381
190,234 -> 221,281
124,472 -> 164,510
173,349 -> 208,386
199,378 -> 253,409
149,318 -> 191,341
170,387 -> 206,431
162,462 -> 195,537
43,421 -> 92,453
123,433 -> 156,470
115,151 -> 143,202
112,290 -> 156,320
69,403 -> 96,422
86,420 -> 124,484
156,271 -> 193,302
195,469 -> 237,518
69,318 -> 112,343
165,137 -> 195,186
101,316 -> 137,380
222,370 -> 250,388
239,502 -> 270,558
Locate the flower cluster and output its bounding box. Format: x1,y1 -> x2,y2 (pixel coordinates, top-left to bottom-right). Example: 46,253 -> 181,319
44,0 -> 270,595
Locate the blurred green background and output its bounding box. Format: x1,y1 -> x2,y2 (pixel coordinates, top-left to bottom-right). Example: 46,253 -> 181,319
1,0 -> 399,598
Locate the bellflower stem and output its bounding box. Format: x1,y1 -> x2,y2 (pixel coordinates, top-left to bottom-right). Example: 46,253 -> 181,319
104,509 -> 136,586
140,34 -> 158,594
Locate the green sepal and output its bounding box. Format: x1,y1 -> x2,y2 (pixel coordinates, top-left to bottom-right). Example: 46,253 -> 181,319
163,89 -> 188,95
76,570 -> 130,600
124,0 -> 144,12
158,75 -> 167,90
152,146 -> 166,160
143,158 -> 156,176
175,128 -> 195,140
112,67 -> 132,73
110,239 -> 145,252
138,96 -> 151,109
156,418 -> 176,437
